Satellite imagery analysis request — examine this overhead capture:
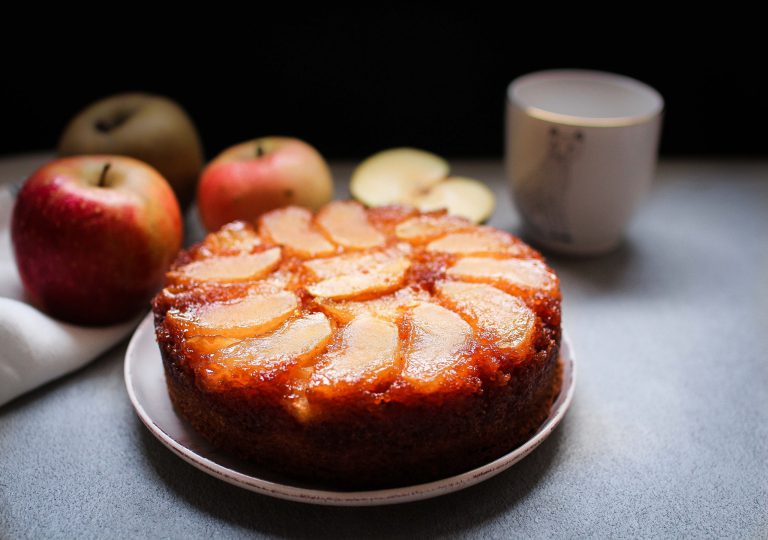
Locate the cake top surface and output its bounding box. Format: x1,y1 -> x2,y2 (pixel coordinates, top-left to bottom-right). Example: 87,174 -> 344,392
153,202 -> 560,418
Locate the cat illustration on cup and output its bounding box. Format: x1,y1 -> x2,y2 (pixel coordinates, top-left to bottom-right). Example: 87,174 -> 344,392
516,127 -> 584,244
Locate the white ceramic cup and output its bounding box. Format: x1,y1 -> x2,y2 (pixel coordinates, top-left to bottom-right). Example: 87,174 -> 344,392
505,70 -> 663,254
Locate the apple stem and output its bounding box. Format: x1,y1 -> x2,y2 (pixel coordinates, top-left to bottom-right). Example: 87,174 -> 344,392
256,145 -> 264,158
98,163 -> 111,187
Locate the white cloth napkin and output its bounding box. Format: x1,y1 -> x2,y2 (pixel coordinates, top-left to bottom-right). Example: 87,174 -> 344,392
0,188 -> 139,406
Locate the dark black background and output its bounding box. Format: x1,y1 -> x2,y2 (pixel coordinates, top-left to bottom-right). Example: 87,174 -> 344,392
2,11 -> 764,160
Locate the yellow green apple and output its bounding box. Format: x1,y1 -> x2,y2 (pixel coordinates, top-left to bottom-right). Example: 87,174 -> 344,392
58,93 -> 204,208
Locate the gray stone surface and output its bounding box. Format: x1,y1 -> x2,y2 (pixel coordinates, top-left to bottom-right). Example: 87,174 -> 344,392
1,157 -> 766,538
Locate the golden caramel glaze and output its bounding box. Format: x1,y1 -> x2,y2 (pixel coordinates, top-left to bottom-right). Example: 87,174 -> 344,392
152,203 -> 562,487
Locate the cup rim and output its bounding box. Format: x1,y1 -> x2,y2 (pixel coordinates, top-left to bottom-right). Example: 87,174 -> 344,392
507,69 -> 664,127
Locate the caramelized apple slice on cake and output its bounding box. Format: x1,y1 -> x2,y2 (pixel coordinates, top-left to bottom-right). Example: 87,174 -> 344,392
260,206 -> 335,257
212,312 -> 332,371
316,286 -> 429,324
198,221 -> 262,257
426,228 -> 528,257
400,302 -> 474,391
169,247 -> 282,283
447,257 -> 559,295
436,280 -> 535,353
304,249 -> 411,300
309,315 -> 400,395
184,335 -> 242,355
394,213 -> 472,244
167,291 -> 298,339
315,200 -> 386,249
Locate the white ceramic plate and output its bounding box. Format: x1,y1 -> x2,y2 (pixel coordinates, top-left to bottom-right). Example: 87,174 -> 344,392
125,313 -> 575,506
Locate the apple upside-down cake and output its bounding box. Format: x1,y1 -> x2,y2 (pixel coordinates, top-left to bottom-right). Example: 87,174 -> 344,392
152,201 -> 562,488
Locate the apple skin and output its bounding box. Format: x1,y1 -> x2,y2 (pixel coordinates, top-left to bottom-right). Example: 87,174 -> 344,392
11,155 -> 183,326
197,137 -> 333,231
58,93 -> 204,208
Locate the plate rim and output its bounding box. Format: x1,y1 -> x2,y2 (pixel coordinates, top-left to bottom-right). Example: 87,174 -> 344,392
125,312 -> 576,506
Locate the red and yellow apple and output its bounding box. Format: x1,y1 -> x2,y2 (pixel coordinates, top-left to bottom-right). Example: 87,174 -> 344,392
197,137 -> 333,231
11,155 -> 183,326
58,93 -> 205,208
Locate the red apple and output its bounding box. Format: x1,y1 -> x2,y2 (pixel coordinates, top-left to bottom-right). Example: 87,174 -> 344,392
11,155 -> 183,326
197,137 -> 333,231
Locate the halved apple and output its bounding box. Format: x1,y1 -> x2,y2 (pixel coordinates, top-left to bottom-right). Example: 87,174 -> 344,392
349,148 -> 495,223
416,177 -> 496,224
350,148 -> 449,206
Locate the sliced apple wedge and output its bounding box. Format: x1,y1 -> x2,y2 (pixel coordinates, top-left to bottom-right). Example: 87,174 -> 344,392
310,315 -> 400,391
350,148 -> 449,206
260,206 -> 335,258
169,291 -> 298,339
303,247 -> 408,280
436,280 -> 535,352
304,249 -> 411,300
317,286 -> 429,324
184,335 -> 242,355
315,200 -> 386,250
402,302 -> 472,387
199,221 -> 262,256
214,312 -> 332,370
350,148 -> 496,223
426,228 -> 525,256
394,213 -> 472,244
415,177 -> 496,224
447,257 -> 559,294
170,248 -> 281,283
306,256 -> 410,300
